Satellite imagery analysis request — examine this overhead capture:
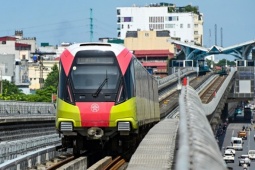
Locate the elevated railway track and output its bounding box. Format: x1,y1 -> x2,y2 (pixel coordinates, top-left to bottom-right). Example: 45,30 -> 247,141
0,69 -> 234,169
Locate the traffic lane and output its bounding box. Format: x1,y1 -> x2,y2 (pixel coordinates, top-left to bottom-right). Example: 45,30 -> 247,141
221,123 -> 255,169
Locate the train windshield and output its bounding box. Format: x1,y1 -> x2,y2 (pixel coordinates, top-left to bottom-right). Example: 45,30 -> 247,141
71,65 -> 120,91
70,50 -> 121,93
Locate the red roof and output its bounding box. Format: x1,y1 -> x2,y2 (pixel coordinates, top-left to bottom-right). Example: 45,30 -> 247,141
0,36 -> 17,41
134,50 -> 173,57
15,42 -> 31,47
142,62 -> 167,67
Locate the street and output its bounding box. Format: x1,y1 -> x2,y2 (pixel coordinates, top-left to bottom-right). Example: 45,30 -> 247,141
221,122 -> 254,170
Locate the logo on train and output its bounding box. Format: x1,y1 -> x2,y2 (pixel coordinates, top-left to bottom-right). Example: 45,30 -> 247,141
91,103 -> 99,112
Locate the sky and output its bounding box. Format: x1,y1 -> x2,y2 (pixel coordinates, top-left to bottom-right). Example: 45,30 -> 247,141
0,0 -> 254,50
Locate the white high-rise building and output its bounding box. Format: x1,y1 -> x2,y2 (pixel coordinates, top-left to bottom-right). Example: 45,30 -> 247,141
117,3 -> 203,45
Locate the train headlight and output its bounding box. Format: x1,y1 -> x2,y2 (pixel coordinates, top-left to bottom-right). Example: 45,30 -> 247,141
60,122 -> 73,131
118,122 -> 130,131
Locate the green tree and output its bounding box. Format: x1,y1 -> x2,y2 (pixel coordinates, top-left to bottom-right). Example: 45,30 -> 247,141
0,80 -> 27,101
184,5 -> 199,14
1,80 -> 23,96
44,64 -> 59,90
216,59 -> 225,66
35,86 -> 56,102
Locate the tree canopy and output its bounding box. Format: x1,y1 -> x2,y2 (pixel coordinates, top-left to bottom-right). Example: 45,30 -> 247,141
206,58 -> 236,68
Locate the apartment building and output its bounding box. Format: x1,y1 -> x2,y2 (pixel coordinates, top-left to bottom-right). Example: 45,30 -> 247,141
117,3 -> 203,45
0,31 -> 66,93
0,31 -> 36,92
125,30 -> 174,77
29,59 -> 59,90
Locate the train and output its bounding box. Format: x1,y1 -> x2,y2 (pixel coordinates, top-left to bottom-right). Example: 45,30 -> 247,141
198,60 -> 210,75
56,42 -> 160,156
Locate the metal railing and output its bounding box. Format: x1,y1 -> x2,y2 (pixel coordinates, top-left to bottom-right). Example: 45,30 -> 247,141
177,85 -> 228,170
157,67 -> 196,88
0,101 -> 55,116
0,134 -> 60,164
176,69 -> 237,170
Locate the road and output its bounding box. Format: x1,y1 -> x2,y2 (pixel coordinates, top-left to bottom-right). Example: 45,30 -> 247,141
220,122 -> 255,170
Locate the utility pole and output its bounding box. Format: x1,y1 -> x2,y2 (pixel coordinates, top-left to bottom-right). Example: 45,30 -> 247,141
215,24 -> 217,46
209,29 -> 211,47
39,57 -> 44,89
90,8 -> 94,42
221,27 -> 223,47
0,69 -> 2,94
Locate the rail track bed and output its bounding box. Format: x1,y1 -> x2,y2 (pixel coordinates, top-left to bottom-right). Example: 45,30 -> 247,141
0,121 -> 55,142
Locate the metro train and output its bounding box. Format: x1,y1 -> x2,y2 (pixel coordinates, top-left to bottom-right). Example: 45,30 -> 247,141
56,42 -> 160,156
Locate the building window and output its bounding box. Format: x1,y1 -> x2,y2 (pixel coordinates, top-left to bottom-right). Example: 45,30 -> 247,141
124,17 -> 132,22
165,24 -> 175,28
194,24 -> 198,28
145,33 -> 149,37
161,17 -> 164,22
117,9 -> 120,15
22,55 -> 26,60
1,41 -> 6,44
168,16 -> 178,21
149,16 -> 164,23
187,24 -> 190,28
194,31 -> 198,35
149,24 -> 152,30
180,24 -> 183,28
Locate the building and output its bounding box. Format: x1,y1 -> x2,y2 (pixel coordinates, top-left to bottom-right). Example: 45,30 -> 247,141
28,59 -> 59,90
29,42 -> 70,90
125,30 -> 174,77
0,31 -> 68,92
0,54 -> 15,81
117,3 -> 203,45
0,31 -> 37,93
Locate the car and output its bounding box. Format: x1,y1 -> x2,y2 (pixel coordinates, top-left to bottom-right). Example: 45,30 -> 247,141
239,155 -> 250,166
238,130 -> 247,139
225,146 -> 235,156
231,137 -> 243,150
223,150 -> 235,163
248,150 -> 255,160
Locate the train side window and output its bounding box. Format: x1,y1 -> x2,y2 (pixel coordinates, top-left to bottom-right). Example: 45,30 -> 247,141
66,84 -> 74,103
116,84 -> 126,104
124,58 -> 135,98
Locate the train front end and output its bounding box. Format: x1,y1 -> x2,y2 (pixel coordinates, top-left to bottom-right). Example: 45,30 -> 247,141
56,43 -> 137,153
